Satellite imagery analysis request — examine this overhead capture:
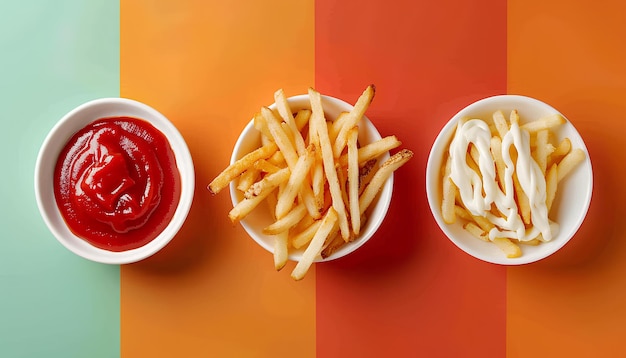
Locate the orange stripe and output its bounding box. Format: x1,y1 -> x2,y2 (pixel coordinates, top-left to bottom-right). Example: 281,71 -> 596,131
120,1 -> 315,356
507,0 -> 626,355
314,0 -> 507,356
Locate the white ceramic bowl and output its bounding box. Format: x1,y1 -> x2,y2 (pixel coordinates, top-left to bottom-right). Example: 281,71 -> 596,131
426,95 -> 593,265
35,98 -> 195,264
230,94 -> 393,262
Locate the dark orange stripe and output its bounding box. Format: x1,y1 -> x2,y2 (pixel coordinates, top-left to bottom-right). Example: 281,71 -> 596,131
507,0 -> 626,355
314,1 -> 507,356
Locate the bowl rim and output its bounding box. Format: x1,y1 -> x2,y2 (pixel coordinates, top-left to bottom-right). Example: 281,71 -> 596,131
34,97 -> 195,264
426,94 -> 593,265
229,93 -> 394,262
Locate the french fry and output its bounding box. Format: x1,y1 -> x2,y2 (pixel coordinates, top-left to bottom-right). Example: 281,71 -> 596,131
321,230 -> 345,259
347,127 -> 360,236
332,85 -> 375,158
492,237 -> 522,258
360,149 -> 413,216
228,168 -> 290,223
245,167 -> 290,199
490,136 -> 507,193
275,88 -> 307,155
509,109 -> 520,126
329,112 -> 349,144
263,202 -> 307,235
337,135 -> 402,167
492,110 -> 509,138
208,142 -> 278,194
557,148 -> 585,182
273,231 -> 289,271
548,137 -> 572,167
521,113 -> 566,133
464,222 -> 489,242
253,112 -> 272,140
310,151 -> 325,210
309,87 -> 350,240
442,155 -> 457,224
262,106 -> 299,169
275,146 -> 315,219
358,159 -> 377,194
294,109 -> 312,131
545,163 -> 558,213
454,205 -> 473,221
254,159 -> 281,174
237,168 -> 260,192
292,219 -> 323,249
291,208 -> 338,281
533,129 -> 550,175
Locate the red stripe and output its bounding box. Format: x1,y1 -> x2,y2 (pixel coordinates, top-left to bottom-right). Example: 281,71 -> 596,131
315,1 -> 507,356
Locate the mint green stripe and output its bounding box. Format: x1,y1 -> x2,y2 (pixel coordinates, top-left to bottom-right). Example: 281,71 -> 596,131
0,1 -> 120,357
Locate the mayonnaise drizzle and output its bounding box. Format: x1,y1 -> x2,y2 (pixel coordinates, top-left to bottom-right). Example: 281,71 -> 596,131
449,118 -> 557,242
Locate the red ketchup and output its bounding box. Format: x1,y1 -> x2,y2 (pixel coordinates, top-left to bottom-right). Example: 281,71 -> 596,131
54,116 -> 181,252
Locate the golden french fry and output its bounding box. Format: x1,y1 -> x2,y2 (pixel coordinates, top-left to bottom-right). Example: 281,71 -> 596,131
347,127 -> 360,236
321,229 -> 345,259
490,136 -> 506,193
274,89 -> 307,155
291,208 -> 338,281
492,237 -> 522,258
509,109 -> 520,126
299,177 -> 322,220
294,109 -> 312,131
237,168 -> 260,192
533,129 -> 550,175
275,146 -> 315,219
358,159 -> 377,194
229,168 -> 290,223
329,112 -> 350,144
513,173 -> 531,225
492,110 -> 509,138
254,111 -> 273,140
309,87 -> 350,240
262,106 -> 299,169
518,238 -> 541,246
292,219 -> 323,249
521,113 -> 566,133
548,137 -> 572,167
208,142 -> 278,194
360,149 -> 413,217
310,150 -> 325,210
453,205 -> 473,221
557,148 -> 585,182
264,202 -> 307,235
337,135 -> 402,167
464,222 -> 490,242
332,85 -> 375,158
273,231 -> 289,271
254,159 -> 281,174
509,148 -> 531,225
546,163 -> 558,213
245,167 -> 290,199
442,155 -> 457,225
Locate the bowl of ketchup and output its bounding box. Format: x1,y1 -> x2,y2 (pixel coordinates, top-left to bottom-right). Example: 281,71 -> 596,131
35,98 -> 194,264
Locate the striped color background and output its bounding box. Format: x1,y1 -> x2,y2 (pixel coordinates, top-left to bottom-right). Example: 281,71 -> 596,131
1,0 -> 625,356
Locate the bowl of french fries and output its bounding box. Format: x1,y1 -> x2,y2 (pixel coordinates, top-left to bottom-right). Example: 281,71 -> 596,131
209,86 -> 413,279
427,95 -> 592,265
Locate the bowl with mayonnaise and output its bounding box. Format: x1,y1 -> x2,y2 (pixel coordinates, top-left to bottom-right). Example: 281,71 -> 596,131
426,95 -> 592,265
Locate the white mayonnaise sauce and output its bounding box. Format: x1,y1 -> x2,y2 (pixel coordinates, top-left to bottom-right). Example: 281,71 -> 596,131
449,118 -> 556,242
